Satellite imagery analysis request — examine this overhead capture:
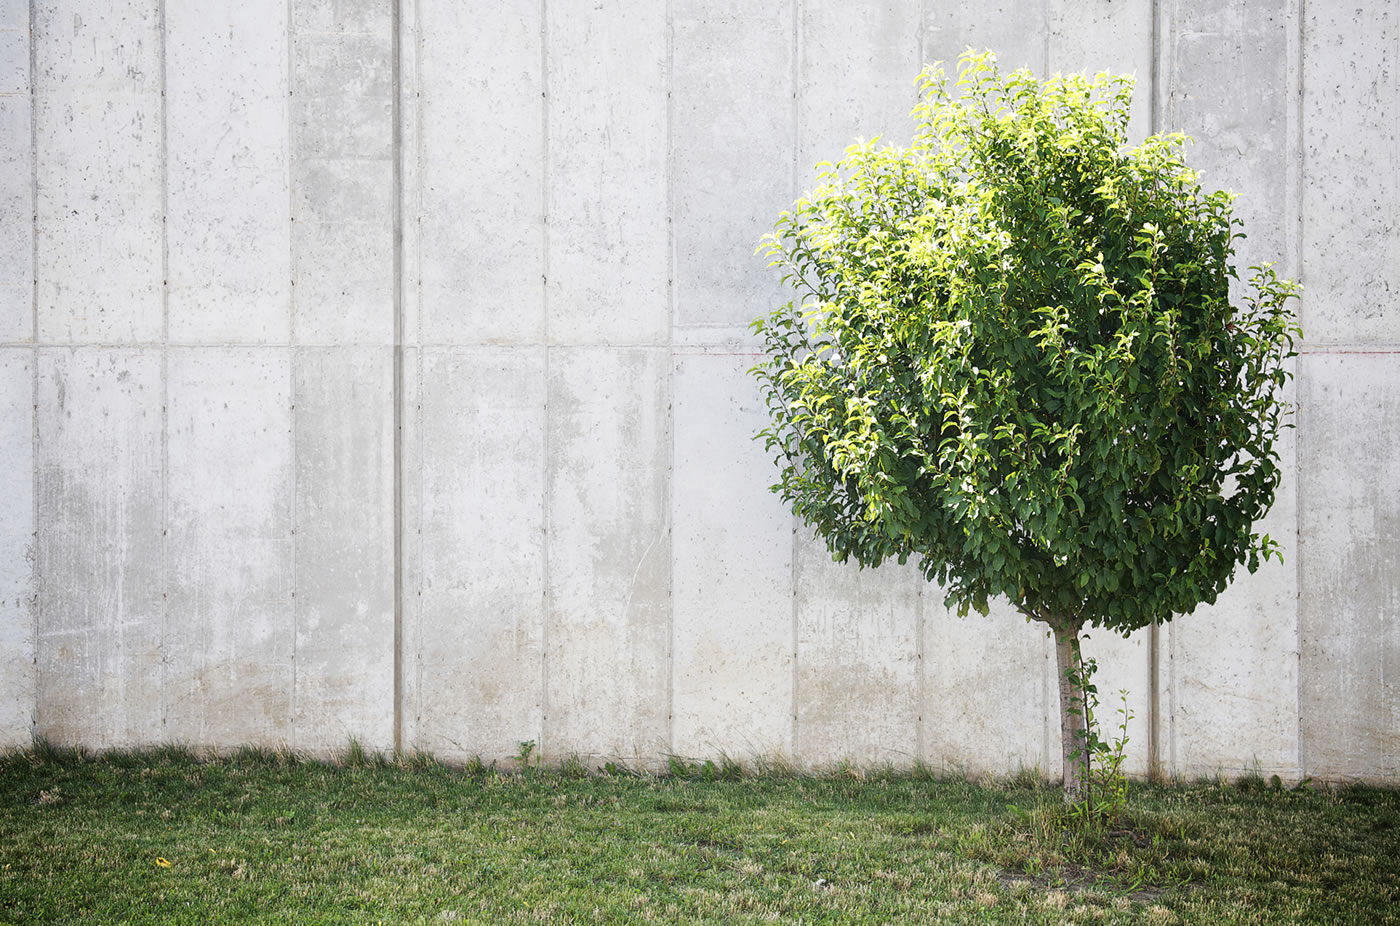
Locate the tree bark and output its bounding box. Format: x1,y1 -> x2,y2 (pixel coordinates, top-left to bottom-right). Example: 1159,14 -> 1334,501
1053,622 -> 1088,803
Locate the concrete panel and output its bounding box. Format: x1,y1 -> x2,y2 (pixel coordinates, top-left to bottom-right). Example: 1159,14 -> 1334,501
671,7 -> 792,330
166,0 -> 291,345
0,0 -> 23,28
0,93 -> 31,342
32,0 -> 160,92
1159,421 -> 1299,781
292,32 -> 390,161
1079,627 -> 1152,777
1162,0 -> 1293,271
796,536 -> 921,768
0,26 -> 23,93
396,0 -> 422,347
165,348 -> 293,747
411,347 -> 546,762
546,347 -> 669,761
291,24 -> 392,345
1300,354 -> 1400,781
418,0 -> 543,345
292,347 -> 394,754
671,352 -> 792,759
545,2 -> 668,346
791,0 -> 924,769
922,600 -> 1052,776
33,0 -> 162,343
0,7 -> 29,342
1048,0 -> 1152,139
0,350 -> 32,746
292,0 -> 390,37
798,0 -> 921,172
1155,0 -> 1300,781
291,159 -> 392,346
1302,0 -> 1398,345
922,2 -> 1048,80
35,348 -> 162,747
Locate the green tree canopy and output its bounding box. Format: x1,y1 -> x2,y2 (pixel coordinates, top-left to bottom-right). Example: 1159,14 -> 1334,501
751,51 -> 1300,795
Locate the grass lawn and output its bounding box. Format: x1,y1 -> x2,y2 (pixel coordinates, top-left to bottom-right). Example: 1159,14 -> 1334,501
1,745 -> 1397,924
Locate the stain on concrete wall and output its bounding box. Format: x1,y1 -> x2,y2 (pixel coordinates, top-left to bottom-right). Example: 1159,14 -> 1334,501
6,0 -> 1397,782
165,349 -> 293,748
37,348 -> 163,747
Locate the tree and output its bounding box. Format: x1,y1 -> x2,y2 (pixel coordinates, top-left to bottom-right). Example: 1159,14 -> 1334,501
751,51 -> 1300,799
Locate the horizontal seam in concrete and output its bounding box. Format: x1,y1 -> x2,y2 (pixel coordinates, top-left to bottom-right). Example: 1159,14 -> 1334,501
1296,348 -> 1400,355
13,342 -> 1384,354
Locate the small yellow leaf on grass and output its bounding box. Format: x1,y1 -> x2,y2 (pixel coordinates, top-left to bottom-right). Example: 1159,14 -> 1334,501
155,857 -> 172,868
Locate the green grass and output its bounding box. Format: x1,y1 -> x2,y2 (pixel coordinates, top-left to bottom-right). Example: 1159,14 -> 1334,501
1,746 -> 1397,924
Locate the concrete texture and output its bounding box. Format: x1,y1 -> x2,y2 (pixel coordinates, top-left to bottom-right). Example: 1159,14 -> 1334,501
1300,355 -> 1400,781
165,349 -> 293,748
9,0 -> 1399,782
417,0 -> 543,346
546,2 -> 668,347
799,2 -> 922,171
796,535 -> 921,768
0,3 -> 31,747
544,347 -> 670,762
922,600 -> 1053,776
166,0 -> 291,344
290,0 -> 393,347
292,347 -> 394,752
1302,0 -> 1397,346
0,0 -> 30,342
671,4 -> 791,331
0,350 -> 32,748
407,347 -> 546,760
36,348 -> 163,747
671,352 -> 792,759
33,0 -> 163,344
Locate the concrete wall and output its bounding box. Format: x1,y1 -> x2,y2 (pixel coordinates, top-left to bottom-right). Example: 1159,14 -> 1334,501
3,0 -> 1396,782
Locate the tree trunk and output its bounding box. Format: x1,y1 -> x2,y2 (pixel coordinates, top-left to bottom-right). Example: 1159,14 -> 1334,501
1053,622 -> 1088,803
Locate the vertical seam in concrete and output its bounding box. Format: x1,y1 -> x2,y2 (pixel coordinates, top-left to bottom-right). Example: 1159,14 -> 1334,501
789,0 -> 801,762
1292,0 -> 1307,781
27,0 -> 38,739
158,0 -> 171,739
915,576 -> 925,766
391,0 -> 405,756
287,4 -> 296,349
290,365 -> 299,749
916,0 -> 925,68
539,0 -> 552,760
915,0 -> 926,771
1043,629 -> 1051,774
404,0 -> 424,748
663,0 -> 675,759
1041,0 -> 1049,74
1039,0 -> 1052,777
286,0 -> 299,752
1147,0 -> 1162,781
